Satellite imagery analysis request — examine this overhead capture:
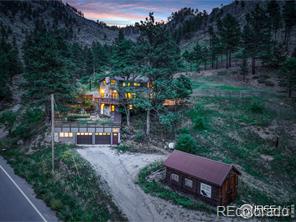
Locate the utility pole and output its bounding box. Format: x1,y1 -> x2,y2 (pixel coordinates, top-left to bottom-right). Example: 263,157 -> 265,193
51,94 -> 55,173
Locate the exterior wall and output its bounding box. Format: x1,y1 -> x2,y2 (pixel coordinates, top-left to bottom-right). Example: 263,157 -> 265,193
220,171 -> 238,205
165,167 -> 237,206
55,126 -> 121,145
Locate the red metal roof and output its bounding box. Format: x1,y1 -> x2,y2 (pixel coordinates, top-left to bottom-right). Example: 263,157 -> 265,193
164,150 -> 240,186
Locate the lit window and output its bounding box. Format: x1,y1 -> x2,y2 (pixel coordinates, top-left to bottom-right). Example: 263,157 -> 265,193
60,132 -> 73,138
184,178 -> 193,188
128,105 -> 133,110
134,82 -> 140,87
171,173 -> 179,182
127,82 -> 130,86
113,133 -> 118,136
111,80 -> 116,85
122,82 -> 126,87
100,88 -> 105,97
125,93 -> 132,99
111,105 -> 115,112
112,128 -> 119,133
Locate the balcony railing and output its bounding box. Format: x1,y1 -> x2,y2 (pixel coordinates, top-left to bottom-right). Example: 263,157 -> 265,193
95,97 -> 120,104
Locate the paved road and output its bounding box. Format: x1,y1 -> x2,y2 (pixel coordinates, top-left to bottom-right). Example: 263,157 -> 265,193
0,156 -> 58,222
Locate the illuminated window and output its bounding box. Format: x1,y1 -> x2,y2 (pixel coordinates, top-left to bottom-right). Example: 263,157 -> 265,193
134,82 -> 140,87
122,82 -> 126,87
77,132 -> 91,136
60,132 -> 73,138
111,105 -> 115,112
125,93 -> 132,99
128,105 -> 133,110
100,88 -> 105,97
112,128 -> 119,133
111,80 -> 116,85
127,82 -> 130,86
103,80 -> 106,85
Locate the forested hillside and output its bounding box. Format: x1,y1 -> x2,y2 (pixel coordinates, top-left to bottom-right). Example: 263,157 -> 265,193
0,0 -> 296,221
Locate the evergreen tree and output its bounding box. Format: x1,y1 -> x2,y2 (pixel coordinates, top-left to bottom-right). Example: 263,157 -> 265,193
134,13 -> 181,135
281,57 -> 296,98
240,50 -> 248,82
266,0 -> 282,40
283,0 -> 296,47
191,42 -> 203,72
23,29 -> 76,114
0,37 -> 22,101
208,26 -> 222,69
217,14 -> 241,68
243,5 -> 272,74
111,30 -> 137,127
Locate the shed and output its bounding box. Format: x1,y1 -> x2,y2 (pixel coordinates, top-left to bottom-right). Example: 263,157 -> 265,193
164,150 -> 241,206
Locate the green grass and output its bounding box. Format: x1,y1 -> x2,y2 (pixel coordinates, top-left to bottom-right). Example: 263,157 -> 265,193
137,162 -> 214,213
0,145 -> 126,222
186,78 -> 296,202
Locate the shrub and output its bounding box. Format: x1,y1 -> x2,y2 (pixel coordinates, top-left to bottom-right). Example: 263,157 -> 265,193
116,143 -> 130,153
11,108 -> 44,139
175,133 -> 197,154
192,117 -> 206,130
249,100 -> 264,114
177,127 -> 190,134
0,111 -> 16,133
134,130 -> 144,142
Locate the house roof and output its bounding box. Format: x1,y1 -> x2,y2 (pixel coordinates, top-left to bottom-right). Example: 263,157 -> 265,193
164,150 -> 240,186
98,76 -> 149,83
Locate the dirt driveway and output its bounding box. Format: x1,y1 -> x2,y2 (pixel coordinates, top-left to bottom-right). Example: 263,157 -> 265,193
77,146 -> 231,222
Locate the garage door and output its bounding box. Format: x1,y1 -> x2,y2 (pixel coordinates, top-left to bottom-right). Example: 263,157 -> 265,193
95,133 -> 111,144
77,133 -> 92,144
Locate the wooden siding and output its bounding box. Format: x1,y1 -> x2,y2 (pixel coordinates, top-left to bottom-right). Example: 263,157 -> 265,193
165,167 -> 239,206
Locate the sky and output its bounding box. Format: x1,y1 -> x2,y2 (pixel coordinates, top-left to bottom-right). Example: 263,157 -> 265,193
65,0 -> 232,27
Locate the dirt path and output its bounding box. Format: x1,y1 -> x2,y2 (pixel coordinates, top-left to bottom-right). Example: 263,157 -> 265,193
77,147 -> 235,222
77,146 -> 167,222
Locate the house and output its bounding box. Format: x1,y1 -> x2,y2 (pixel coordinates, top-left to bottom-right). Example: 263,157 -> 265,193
96,76 -> 150,116
164,150 -> 241,206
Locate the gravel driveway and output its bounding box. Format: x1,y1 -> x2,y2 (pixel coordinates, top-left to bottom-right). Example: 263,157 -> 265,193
77,146 -> 167,222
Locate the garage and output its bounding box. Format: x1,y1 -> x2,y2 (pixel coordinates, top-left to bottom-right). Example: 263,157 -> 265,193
77,132 -> 92,144
95,132 -> 111,144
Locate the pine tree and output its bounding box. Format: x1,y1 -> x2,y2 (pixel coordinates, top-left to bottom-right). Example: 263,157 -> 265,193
134,13 -> 181,135
283,0 -> 296,47
281,57 -> 296,98
240,50 -> 248,82
191,42 -> 203,72
217,14 -> 240,68
243,5 -> 272,74
266,0 -> 282,40
0,37 -> 22,101
23,29 -> 76,114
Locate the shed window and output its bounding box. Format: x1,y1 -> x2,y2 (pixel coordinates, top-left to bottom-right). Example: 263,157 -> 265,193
184,178 -> 193,188
171,173 -> 179,182
200,182 -> 212,198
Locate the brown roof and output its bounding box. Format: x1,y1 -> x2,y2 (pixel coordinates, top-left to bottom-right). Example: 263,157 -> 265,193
164,150 -> 240,186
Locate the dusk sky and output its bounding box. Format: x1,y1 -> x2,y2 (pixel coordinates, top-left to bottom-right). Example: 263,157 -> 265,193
65,0 -> 233,26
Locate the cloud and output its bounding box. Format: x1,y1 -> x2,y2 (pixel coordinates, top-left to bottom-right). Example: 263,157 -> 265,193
65,0 -> 231,26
